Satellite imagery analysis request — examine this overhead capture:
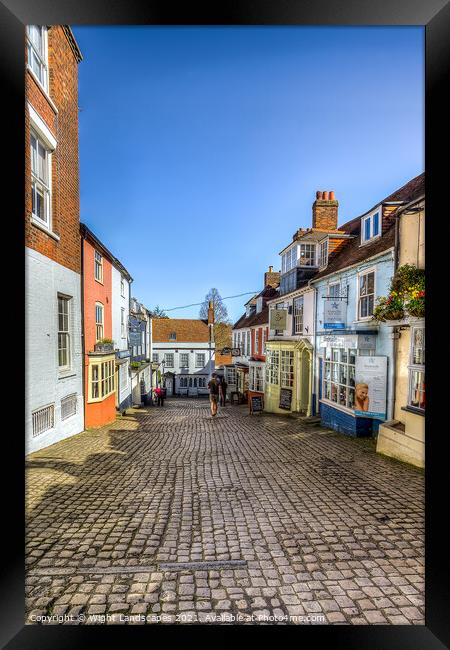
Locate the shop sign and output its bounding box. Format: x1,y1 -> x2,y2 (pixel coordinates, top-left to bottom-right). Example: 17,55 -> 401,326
323,299 -> 346,329
319,333 -> 376,350
354,356 -> 387,419
231,348 -> 241,356
221,347 -> 231,355
279,387 -> 292,411
270,309 -> 287,330
250,395 -> 263,413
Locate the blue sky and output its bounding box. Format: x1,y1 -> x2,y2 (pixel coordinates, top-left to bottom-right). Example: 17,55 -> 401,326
72,26 -> 424,323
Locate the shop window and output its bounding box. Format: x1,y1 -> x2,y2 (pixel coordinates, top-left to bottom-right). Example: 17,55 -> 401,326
250,365 -> 264,392
280,350 -> 294,388
323,347 -> 358,409
358,270 -> 375,319
408,325 -> 425,410
266,349 -> 280,385
226,367 -> 236,386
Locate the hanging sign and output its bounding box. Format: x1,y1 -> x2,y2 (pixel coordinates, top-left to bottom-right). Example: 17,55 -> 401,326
324,299 -> 346,329
270,309 -> 287,330
354,356 -> 387,419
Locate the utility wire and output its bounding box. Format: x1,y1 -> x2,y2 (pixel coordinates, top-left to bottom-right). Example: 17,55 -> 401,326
163,291 -> 260,312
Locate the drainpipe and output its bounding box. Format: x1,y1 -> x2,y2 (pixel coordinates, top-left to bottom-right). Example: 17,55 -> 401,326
80,235 -> 86,430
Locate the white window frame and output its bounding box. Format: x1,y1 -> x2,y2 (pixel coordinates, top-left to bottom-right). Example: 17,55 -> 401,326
196,353 -> 206,368
319,239 -> 328,268
322,347 -> 359,410
121,278 -> 125,297
299,243 -> 316,267
121,308 -> 125,338
152,352 -> 159,363
256,297 -> 263,313
407,323 -> 425,411
57,294 -> 71,371
95,302 -> 104,342
280,350 -> 294,388
246,331 -> 251,356
361,208 -> 381,244
30,128 -> 52,231
357,268 -> 376,321
226,366 -> 237,386
262,328 -> 267,354
254,329 -> 259,355
293,296 -> 304,335
328,281 -> 341,298
26,25 -> 49,93
265,349 -> 280,386
94,250 -> 103,283
88,356 -> 115,403
249,364 -> 264,392
165,353 -> 174,368
180,352 -> 189,368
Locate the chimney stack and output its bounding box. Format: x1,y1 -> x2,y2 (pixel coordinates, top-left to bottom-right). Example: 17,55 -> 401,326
264,266 -> 280,288
207,300 -> 214,325
312,189 -> 338,230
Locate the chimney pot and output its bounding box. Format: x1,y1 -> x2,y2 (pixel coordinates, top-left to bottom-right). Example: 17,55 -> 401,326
323,191 -> 330,200
269,266 -> 273,272
329,190 -> 335,200
316,191 -> 321,200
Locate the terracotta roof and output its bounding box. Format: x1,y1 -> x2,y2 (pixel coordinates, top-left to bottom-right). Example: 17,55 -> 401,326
311,173 -> 424,281
152,319 -> 211,343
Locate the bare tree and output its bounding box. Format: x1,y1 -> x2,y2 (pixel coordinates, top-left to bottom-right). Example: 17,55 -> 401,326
149,305 -> 169,318
199,288 -> 230,323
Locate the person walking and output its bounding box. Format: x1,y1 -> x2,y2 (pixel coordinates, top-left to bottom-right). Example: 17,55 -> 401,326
208,373 -> 220,417
220,376 -> 228,407
154,386 -> 165,407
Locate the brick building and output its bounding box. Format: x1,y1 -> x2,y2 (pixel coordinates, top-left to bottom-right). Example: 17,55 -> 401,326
25,26 -> 84,453
81,224 -> 133,428
151,304 -> 215,397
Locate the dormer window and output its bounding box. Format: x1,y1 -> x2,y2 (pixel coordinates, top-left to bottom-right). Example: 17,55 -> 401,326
299,243 -> 316,267
256,297 -> 263,313
169,332 -> 177,341
318,239 -> 328,268
281,246 -> 297,273
361,209 -> 380,244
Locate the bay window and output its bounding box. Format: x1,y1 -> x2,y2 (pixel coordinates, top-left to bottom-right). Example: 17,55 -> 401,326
280,350 -> 294,388
299,243 -> 316,267
319,239 -> 328,267
89,357 -> 115,402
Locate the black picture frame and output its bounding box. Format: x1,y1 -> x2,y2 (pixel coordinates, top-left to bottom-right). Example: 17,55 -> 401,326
1,0 -> 448,646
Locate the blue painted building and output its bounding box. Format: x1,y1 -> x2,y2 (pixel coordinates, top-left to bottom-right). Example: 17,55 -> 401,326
309,175 -> 424,437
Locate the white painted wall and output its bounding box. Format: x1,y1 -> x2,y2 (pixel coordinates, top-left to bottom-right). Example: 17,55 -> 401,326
111,266 -> 130,353
152,341 -> 215,394
25,247 -> 84,454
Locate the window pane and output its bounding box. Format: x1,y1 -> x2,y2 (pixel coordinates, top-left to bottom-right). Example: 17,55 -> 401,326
364,218 -> 371,240
373,212 -> 379,236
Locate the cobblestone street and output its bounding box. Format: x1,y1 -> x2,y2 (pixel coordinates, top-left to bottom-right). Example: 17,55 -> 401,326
25,399 -> 425,625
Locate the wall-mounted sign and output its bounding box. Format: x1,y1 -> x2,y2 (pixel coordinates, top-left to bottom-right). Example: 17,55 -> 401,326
221,347 -> 231,355
354,356 -> 387,419
279,387 -> 292,411
324,299 -> 346,329
319,333 -> 376,350
231,348 -> 241,356
250,395 -> 263,413
129,331 -> 141,346
270,309 -> 287,330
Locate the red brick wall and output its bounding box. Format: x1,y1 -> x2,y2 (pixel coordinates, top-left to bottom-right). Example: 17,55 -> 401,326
25,25 -> 81,274
312,199 -> 338,230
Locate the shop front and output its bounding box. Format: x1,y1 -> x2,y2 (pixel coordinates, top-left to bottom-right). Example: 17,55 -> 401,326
233,362 -> 249,404
248,360 -> 265,413
264,339 -> 313,416
317,330 -> 387,437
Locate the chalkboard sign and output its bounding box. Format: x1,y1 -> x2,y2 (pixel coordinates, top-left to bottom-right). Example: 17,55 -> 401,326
250,395 -> 263,413
279,388 -> 292,411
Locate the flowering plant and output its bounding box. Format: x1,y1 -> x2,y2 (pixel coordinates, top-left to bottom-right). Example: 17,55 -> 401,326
373,265 -> 425,321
